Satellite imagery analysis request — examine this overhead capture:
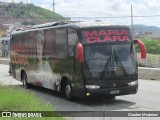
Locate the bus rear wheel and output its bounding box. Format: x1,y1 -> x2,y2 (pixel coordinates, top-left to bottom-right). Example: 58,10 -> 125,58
22,72 -> 30,89
64,82 -> 73,100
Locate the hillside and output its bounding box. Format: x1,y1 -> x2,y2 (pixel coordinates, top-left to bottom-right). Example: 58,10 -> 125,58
129,24 -> 160,33
0,2 -> 66,25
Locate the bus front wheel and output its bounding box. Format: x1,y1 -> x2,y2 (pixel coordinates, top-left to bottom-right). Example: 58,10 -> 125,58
65,82 -> 73,100
106,95 -> 116,99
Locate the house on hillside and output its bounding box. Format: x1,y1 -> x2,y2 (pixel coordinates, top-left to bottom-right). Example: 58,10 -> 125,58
0,37 -> 10,57
0,24 -> 6,37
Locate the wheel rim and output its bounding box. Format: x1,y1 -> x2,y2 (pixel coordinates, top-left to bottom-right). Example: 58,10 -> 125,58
65,84 -> 71,97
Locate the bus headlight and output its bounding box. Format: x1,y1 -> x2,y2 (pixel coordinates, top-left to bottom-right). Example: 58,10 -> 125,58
128,81 -> 138,86
85,85 -> 100,89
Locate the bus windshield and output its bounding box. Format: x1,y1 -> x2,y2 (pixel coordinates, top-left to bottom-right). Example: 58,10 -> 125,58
84,44 -> 136,79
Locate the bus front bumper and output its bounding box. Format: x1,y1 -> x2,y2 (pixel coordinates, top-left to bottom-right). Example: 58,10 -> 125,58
85,85 -> 138,97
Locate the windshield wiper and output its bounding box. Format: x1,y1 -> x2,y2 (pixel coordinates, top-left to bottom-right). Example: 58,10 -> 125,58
100,57 -> 112,79
84,61 -> 92,77
113,48 -> 128,76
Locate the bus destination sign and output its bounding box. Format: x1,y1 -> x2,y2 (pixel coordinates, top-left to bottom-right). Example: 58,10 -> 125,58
82,29 -> 131,44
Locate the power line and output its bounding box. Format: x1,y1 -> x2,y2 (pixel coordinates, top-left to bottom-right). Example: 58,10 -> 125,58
68,14 -> 160,18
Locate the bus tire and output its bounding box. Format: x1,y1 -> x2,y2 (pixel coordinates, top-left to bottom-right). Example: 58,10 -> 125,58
22,72 -> 30,89
64,81 -> 73,100
106,95 -> 116,99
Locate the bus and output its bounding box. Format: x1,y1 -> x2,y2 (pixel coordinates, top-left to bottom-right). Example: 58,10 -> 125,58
10,21 -> 146,100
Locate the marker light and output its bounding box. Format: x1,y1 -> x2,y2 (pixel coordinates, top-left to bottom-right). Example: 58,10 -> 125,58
86,93 -> 91,96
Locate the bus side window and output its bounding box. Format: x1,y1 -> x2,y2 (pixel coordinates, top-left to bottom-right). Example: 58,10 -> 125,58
52,30 -> 56,52
68,45 -> 75,57
55,28 -> 68,59
68,28 -> 78,57
56,29 -> 67,52
68,28 -> 78,45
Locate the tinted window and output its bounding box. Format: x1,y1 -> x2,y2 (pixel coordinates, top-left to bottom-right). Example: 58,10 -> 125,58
68,28 -> 78,45
56,29 -> 67,52
84,44 -> 136,78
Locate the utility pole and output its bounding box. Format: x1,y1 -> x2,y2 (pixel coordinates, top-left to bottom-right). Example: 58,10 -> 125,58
53,0 -> 55,12
131,5 -> 134,36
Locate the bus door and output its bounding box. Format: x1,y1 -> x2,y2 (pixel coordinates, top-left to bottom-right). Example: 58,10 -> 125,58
68,28 -> 84,97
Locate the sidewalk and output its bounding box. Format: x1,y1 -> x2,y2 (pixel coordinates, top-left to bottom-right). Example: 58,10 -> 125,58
0,64 -> 22,86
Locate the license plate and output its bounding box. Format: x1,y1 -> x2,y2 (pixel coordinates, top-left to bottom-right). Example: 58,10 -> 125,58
110,90 -> 120,94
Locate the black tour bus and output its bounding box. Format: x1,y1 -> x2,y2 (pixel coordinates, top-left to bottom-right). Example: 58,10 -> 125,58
10,21 -> 146,100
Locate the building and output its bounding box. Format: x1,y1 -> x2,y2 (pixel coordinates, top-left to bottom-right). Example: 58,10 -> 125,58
0,37 -> 10,57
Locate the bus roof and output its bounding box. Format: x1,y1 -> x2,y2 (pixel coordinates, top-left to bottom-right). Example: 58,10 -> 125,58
11,21 -> 130,35
31,21 -> 115,29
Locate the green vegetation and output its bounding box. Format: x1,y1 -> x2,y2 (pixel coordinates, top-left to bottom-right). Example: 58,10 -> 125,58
135,39 -> 160,54
0,2 -> 66,25
141,39 -> 160,54
0,85 -> 63,120
135,39 -> 160,67
0,85 -> 51,111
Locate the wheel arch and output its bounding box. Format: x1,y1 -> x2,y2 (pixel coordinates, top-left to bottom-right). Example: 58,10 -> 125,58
60,76 -> 69,93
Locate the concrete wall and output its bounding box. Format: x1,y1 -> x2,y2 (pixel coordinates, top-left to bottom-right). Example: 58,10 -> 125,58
0,42 -> 2,56
0,58 -> 10,65
138,67 -> 160,80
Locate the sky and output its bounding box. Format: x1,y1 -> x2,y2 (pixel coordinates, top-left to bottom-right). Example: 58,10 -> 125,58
1,0 -> 160,27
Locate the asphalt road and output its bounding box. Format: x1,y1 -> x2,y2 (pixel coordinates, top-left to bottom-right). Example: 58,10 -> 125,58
26,79 -> 160,111
0,64 -> 160,119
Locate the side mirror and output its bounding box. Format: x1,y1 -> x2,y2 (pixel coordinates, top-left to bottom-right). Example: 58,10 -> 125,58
134,40 -> 146,59
77,42 -> 84,63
